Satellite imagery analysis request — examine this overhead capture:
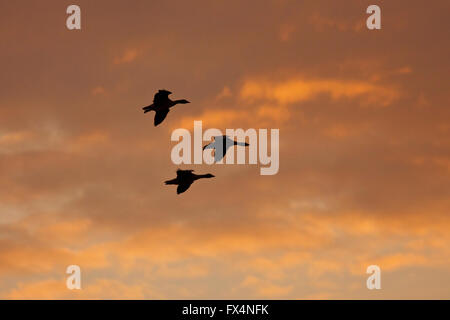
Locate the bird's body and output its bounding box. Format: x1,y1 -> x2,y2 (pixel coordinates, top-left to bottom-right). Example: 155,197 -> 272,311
165,169 -> 215,194
142,90 -> 190,126
203,135 -> 249,162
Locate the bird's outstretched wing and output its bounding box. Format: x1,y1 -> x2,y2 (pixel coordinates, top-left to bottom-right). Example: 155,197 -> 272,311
153,90 -> 171,104
154,109 -> 170,126
202,141 -> 227,161
177,182 -> 193,194
214,150 -> 226,162
202,142 -> 215,150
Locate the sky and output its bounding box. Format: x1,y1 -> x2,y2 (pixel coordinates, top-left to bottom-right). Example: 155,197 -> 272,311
0,0 -> 449,299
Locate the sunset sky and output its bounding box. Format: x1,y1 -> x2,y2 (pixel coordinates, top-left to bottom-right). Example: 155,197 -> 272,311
1,0 -> 449,299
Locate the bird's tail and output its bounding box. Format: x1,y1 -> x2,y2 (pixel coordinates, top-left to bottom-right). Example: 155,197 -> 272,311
143,104 -> 154,113
164,178 -> 178,185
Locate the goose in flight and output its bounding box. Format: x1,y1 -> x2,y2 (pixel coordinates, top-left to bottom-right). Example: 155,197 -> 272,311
203,135 -> 249,162
142,89 -> 190,126
165,169 -> 215,194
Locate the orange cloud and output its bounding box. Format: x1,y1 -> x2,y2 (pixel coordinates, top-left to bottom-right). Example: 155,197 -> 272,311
114,49 -> 140,65
240,78 -> 399,107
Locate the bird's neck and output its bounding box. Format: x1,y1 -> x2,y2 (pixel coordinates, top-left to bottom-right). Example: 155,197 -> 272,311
173,99 -> 186,105
195,174 -> 210,180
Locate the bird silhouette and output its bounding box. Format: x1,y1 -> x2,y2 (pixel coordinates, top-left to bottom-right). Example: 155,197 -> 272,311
164,169 -> 215,194
203,135 -> 249,162
142,89 -> 190,126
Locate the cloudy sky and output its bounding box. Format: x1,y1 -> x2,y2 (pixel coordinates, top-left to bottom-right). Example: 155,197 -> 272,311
0,0 -> 449,299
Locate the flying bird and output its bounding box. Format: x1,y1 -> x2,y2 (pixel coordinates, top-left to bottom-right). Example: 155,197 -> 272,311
165,169 -> 215,194
203,135 -> 249,162
142,89 -> 190,126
